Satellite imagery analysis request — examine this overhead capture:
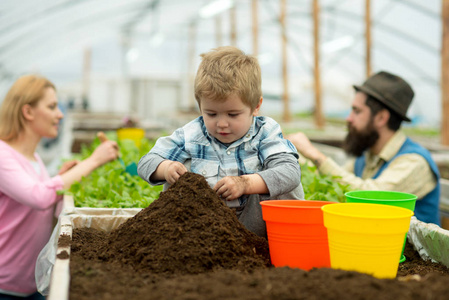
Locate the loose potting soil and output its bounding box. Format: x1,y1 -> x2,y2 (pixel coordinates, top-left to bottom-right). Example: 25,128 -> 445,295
68,172 -> 449,299
78,172 -> 270,276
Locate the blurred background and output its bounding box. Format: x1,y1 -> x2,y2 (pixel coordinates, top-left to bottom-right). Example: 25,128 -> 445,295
0,0 -> 447,169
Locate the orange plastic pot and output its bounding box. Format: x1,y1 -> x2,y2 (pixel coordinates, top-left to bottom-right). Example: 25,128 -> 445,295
261,200 -> 335,270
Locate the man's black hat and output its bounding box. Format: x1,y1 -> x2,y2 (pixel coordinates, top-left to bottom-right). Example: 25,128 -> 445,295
353,71 -> 414,122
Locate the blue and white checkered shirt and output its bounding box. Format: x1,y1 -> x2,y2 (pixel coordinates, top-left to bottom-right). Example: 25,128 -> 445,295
147,116 -> 298,207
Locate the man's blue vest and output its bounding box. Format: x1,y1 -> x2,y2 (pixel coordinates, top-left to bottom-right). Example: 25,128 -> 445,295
354,137 -> 441,225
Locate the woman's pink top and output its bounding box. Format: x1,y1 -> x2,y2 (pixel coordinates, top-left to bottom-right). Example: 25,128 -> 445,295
0,140 -> 64,295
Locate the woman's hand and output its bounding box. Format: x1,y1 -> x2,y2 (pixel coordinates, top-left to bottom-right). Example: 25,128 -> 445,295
58,160 -> 79,175
60,132 -> 119,190
90,140 -> 120,167
93,131 -> 120,167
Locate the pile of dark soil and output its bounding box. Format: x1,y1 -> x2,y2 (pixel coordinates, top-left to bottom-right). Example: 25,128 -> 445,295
75,172 -> 270,276
68,172 -> 449,299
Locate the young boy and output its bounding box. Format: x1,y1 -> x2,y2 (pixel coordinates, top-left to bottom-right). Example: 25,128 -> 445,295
138,46 -> 304,237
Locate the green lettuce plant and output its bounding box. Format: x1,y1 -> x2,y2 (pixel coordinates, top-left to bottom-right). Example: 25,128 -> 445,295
301,162 -> 351,203
65,132 -> 162,208
64,132 -> 350,208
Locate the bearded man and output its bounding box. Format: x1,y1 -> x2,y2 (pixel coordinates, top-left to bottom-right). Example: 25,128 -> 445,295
287,71 -> 441,225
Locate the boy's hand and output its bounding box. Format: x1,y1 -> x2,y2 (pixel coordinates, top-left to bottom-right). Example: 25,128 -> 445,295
214,176 -> 248,201
164,161 -> 187,184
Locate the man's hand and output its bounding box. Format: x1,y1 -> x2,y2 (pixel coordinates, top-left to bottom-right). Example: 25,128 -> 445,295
286,132 -> 326,166
214,176 -> 248,201
163,161 -> 187,184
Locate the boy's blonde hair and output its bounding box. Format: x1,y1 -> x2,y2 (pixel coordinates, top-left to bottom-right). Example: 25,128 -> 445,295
194,46 -> 262,111
0,74 -> 55,141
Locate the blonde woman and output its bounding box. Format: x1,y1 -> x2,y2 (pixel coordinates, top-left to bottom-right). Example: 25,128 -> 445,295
0,75 -> 119,299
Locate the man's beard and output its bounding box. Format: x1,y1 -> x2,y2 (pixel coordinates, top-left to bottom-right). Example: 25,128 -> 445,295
343,120 -> 379,157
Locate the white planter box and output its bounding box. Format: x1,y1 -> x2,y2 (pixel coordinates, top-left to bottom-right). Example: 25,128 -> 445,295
38,199 -> 142,299
408,217 -> 449,268
43,196 -> 449,299
62,194 -> 143,216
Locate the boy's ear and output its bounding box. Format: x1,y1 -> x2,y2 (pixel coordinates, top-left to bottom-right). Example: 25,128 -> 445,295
252,97 -> 263,116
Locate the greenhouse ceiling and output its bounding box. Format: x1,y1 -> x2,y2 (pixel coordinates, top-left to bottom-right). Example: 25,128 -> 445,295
0,0 -> 443,126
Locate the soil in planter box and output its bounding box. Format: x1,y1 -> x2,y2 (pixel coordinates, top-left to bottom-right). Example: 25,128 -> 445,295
398,241 -> 449,277
70,234 -> 449,300
69,172 -> 449,299
96,172 -> 270,276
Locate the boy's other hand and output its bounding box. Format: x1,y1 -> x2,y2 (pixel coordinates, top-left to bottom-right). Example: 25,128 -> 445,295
214,176 -> 247,201
164,161 -> 187,184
